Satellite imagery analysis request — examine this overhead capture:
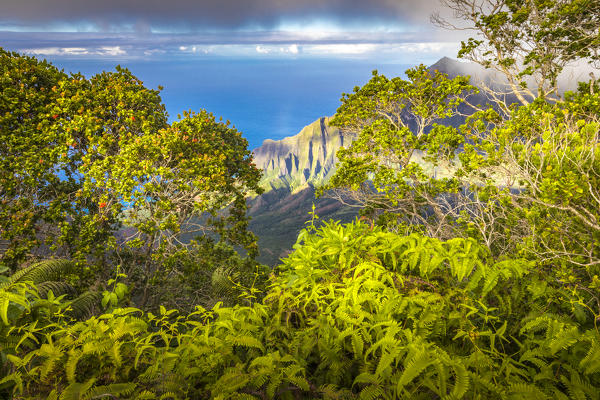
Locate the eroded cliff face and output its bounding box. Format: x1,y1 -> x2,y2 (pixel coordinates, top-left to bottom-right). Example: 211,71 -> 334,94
252,116 -> 357,193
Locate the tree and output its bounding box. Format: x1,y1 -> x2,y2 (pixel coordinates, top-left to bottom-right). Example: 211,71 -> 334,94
432,0 -> 600,108
0,49 -> 264,309
52,65 -> 170,282
323,65 -> 476,237
427,0 -> 600,315
455,83 -> 600,316
324,0 -> 600,317
0,49 -> 70,268
84,109 -> 263,308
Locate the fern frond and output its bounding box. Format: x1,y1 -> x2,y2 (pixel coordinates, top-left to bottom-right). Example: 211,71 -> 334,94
7,259 -> 74,286
135,390 -> 157,400
226,334 -> 265,352
508,382 -> 550,400
395,349 -> 433,393
230,394 -> 260,400
158,392 -> 180,400
37,281 -> 76,298
59,377 -> 97,400
83,382 -> 136,400
65,291 -> 101,320
448,362 -> 469,399
579,338 -> 600,374
212,266 -> 237,297
358,384 -> 384,400
65,349 -> 82,383
0,372 -> 23,395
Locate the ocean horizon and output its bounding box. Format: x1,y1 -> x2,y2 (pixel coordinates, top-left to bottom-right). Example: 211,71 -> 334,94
37,56 -> 412,149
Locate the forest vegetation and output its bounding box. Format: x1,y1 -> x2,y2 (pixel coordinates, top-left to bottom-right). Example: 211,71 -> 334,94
1,0 -> 600,398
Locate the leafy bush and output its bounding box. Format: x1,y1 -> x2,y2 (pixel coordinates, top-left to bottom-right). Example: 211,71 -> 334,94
2,220 -> 599,399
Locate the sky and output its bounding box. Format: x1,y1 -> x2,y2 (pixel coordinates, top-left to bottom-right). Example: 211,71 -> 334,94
0,0 -> 468,148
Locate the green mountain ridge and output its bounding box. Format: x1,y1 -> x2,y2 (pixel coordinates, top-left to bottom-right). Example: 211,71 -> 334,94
252,116 -> 357,194
249,117 -> 360,265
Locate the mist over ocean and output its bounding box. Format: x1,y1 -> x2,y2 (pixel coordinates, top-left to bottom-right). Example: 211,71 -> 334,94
41,57 -> 410,149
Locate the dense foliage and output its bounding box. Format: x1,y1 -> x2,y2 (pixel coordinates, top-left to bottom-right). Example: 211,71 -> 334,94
2,221 -> 600,399
433,0 -> 600,107
2,0 -> 600,397
323,64 -> 475,235
0,48 -> 264,311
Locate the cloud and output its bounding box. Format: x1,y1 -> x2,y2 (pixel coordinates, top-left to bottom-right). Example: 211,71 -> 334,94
23,45 -> 126,57
1,28 -> 465,62
288,44 -> 299,54
306,43 -> 378,55
0,0 -> 442,31
99,46 -> 126,56
0,0 -> 468,63
0,0 -> 471,63
256,45 -> 271,54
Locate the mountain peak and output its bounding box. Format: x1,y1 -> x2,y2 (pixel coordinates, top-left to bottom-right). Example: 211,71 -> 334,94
429,56 -> 458,71
252,117 -> 357,193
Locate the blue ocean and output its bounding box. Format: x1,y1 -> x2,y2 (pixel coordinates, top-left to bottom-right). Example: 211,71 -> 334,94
47,57 -> 411,149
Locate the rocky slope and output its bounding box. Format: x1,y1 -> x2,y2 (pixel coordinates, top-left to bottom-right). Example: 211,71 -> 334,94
252,116 -> 357,194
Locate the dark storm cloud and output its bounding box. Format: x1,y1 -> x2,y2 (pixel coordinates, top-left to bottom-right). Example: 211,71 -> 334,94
0,0 -> 441,30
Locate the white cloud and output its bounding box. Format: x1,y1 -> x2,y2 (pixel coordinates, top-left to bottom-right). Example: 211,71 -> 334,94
99,46 -> 126,56
23,46 -> 127,57
178,45 -> 214,54
24,47 -> 89,55
9,29 -> 463,62
306,43 -> 378,55
255,44 -> 300,55
143,49 -> 166,56
256,45 -> 270,54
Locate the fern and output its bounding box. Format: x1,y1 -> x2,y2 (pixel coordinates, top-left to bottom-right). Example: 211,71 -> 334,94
65,291 -> 102,320
37,281 -> 76,298
359,384 -> 385,400
83,382 -> 136,399
395,348 -> 434,394
3,259 -> 74,287
4,220 -> 600,399
60,377 -> 97,400
579,337 -> 600,375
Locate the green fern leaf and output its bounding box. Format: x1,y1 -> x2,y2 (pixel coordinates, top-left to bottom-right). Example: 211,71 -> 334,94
226,334 -> 264,352
135,390 -> 157,400
448,362 -> 469,399
359,384 -> 384,400
508,382 -> 549,400
158,392 -> 179,400
580,338 -> 600,374
65,291 -> 101,320
59,377 -> 96,400
83,382 -> 136,399
37,281 -> 76,298
396,349 -> 433,393
8,259 -> 74,286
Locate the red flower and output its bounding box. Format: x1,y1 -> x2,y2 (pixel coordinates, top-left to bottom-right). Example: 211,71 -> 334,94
52,114 -> 58,119
99,202 -> 107,208
131,116 -> 136,121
